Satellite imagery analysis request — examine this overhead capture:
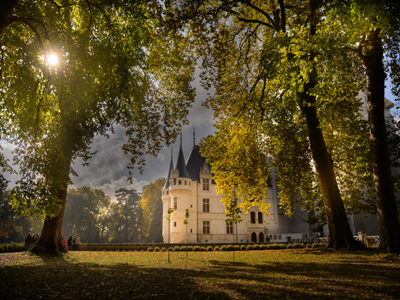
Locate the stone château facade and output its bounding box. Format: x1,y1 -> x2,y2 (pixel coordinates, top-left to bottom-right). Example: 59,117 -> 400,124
161,134 -> 314,244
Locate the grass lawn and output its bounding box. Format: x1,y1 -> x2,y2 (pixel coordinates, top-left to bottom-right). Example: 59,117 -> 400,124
0,248 -> 399,300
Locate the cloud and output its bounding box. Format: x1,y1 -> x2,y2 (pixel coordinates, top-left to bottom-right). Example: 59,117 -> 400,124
1,67 -> 216,199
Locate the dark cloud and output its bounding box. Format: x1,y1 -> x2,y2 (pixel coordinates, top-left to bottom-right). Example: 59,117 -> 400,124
3,72 -> 396,202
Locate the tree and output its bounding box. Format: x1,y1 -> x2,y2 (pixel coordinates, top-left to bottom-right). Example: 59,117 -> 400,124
141,178 -> 164,243
330,0 -> 400,253
164,0 -> 368,248
62,187 -> 110,243
0,182 -> 31,243
1,1 -> 195,253
112,188 -> 143,243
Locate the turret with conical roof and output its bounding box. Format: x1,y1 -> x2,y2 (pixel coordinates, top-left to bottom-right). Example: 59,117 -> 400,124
163,148 -> 173,189
175,132 -> 190,179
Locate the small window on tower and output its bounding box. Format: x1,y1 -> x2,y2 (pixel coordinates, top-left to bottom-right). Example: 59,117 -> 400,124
179,180 -> 181,185
174,197 -> 178,210
184,180 -> 187,185
174,222 -> 177,227
173,178 -> 176,185
202,178 -> 209,191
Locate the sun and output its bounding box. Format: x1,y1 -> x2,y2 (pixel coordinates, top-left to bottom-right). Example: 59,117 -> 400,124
47,53 -> 59,66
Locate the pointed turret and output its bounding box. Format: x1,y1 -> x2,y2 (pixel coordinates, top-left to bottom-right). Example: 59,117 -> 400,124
175,132 -> 190,178
163,147 -> 174,189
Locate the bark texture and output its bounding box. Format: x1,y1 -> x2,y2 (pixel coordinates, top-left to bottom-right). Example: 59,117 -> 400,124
298,87 -> 359,248
363,29 -> 400,253
30,159 -> 71,254
296,0 -> 360,248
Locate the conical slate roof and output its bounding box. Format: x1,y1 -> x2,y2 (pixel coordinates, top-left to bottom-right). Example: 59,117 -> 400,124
186,145 -> 206,182
175,145 -> 190,179
163,158 -> 173,189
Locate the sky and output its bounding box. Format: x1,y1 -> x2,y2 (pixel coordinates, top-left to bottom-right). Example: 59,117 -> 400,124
1,74 -> 397,201
1,68 -> 216,201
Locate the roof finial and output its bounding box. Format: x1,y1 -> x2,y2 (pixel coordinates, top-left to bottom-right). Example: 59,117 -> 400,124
193,127 -> 195,147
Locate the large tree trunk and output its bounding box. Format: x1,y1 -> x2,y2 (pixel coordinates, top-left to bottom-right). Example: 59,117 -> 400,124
363,29 -> 400,253
30,158 -> 72,254
295,0 -> 359,248
298,88 -> 359,248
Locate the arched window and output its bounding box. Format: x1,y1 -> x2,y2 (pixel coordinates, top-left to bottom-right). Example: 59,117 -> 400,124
251,232 -> 257,243
174,197 -> 177,210
258,212 -> 263,224
250,212 -> 256,224
259,232 -> 264,243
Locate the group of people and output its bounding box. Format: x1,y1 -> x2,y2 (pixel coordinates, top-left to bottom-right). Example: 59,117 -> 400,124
25,232 -> 80,251
25,233 -> 40,250
61,234 -> 80,251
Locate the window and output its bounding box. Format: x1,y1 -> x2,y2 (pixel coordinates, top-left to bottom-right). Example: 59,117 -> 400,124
226,222 -> 233,234
179,180 -> 181,185
258,212 -> 263,224
174,222 -> 177,227
166,191 -> 169,195
203,198 -> 209,212
259,232 -> 264,242
184,181 -> 187,185
250,212 -> 256,224
203,221 -> 210,234
251,232 -> 257,242
202,178 -> 209,191
173,178 -> 176,185
278,235 -> 282,240
174,197 -> 177,210
190,229 -> 192,233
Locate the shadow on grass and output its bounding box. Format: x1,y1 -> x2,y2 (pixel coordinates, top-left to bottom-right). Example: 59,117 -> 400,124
1,251 -> 399,300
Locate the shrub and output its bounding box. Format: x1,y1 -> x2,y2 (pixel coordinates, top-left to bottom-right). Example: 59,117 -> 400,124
260,244 -> 267,250
240,245 -> 246,251
206,246 -> 213,251
173,246 -> 180,252
220,245 -> 228,251
226,245 -> 234,251
214,246 -> 220,251
193,246 -> 201,251
200,246 -> 206,251
246,245 -> 253,251
253,244 -> 261,250
147,247 -> 154,252
180,246 -> 187,251
0,245 -> 4,253
234,245 -> 241,251
154,247 -> 160,252
167,247 -> 173,251
161,247 -> 167,252
312,243 -> 323,248
292,243 -> 303,249
188,246 -> 193,251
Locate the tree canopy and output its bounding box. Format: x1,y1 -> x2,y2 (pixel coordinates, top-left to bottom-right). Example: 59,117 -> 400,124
141,178 -> 164,243
162,0 -> 399,250
0,0 -> 195,253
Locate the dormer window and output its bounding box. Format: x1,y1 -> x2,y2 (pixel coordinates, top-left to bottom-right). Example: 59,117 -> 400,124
202,178 -> 209,191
